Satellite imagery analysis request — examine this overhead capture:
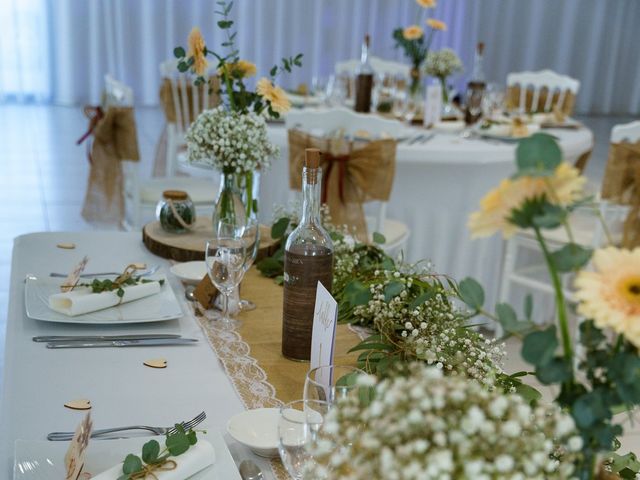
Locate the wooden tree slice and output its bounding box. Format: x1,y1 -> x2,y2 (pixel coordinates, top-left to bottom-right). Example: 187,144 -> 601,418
142,216 -> 280,262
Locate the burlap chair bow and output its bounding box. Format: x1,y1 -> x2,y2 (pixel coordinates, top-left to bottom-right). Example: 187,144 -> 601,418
601,140 -> 640,248
288,129 -> 396,242
79,106 -> 139,226
505,85 -> 576,115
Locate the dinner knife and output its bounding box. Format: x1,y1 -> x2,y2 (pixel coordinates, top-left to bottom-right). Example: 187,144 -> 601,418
46,338 -> 198,349
33,334 -> 182,343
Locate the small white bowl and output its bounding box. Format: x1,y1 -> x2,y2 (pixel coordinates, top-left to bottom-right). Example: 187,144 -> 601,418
433,120 -> 465,132
169,261 -> 207,285
227,408 -> 280,458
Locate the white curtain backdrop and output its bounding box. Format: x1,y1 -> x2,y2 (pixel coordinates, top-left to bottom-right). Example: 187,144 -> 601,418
0,0 -> 638,114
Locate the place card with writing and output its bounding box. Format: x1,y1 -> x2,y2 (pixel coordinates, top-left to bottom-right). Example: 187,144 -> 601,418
310,281 -> 338,387
64,411 -> 93,480
61,255 -> 89,293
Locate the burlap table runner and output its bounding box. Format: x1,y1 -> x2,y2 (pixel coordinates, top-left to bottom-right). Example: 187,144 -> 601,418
601,140 -> 640,248
505,85 -> 576,115
288,129 -> 396,242
80,106 -> 139,225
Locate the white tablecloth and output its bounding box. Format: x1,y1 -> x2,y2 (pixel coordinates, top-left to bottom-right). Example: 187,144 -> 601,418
262,125 -> 593,310
0,232 -> 274,479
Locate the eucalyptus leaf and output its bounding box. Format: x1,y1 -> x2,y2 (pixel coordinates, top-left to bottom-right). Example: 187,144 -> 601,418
409,290 -> 434,311
521,325 -> 558,367
270,217 -> 290,239
515,133 -> 562,175
458,277 -> 485,310
372,232 -> 386,244
173,46 -> 185,58
535,357 -> 572,384
383,281 -> 404,302
122,454 -> 143,474
166,430 -> 190,456
550,243 -> 592,272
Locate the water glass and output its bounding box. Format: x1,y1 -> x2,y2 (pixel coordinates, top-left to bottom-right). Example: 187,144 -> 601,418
238,218 -> 260,312
304,365 -> 364,404
278,399 -> 331,480
205,229 -> 247,329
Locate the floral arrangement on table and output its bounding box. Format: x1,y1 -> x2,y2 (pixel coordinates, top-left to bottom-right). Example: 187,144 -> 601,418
425,47 -> 463,104
463,132 -> 640,479
304,363 -> 583,479
392,0 -> 447,96
173,0 -> 303,224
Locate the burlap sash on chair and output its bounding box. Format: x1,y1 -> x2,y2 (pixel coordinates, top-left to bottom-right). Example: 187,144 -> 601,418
80,106 -> 139,225
505,85 -> 576,115
601,141 -> 640,248
288,129 -> 396,242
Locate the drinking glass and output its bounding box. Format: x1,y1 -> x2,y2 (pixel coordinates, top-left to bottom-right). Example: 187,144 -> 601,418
278,399 -> 331,480
238,218 -> 260,312
205,224 -> 247,329
304,365 -> 364,404
325,74 -> 347,106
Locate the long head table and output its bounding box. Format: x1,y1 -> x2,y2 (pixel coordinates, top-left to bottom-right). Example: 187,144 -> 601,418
0,231 -> 359,479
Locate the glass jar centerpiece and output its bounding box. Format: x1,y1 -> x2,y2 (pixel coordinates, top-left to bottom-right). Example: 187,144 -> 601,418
392,1 -> 447,123
156,190 -> 196,233
425,47 -> 464,120
175,9 -> 303,232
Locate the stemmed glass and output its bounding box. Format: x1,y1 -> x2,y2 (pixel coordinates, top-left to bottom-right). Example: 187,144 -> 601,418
278,399 -> 331,480
205,222 -> 248,329
304,365 -> 364,404
238,218 -> 260,312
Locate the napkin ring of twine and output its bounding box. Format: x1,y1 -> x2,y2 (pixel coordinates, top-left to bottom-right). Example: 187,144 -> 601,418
129,459 -> 177,479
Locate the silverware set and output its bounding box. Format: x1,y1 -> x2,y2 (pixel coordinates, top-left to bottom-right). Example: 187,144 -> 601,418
400,132 -> 435,145
33,334 -> 198,349
47,411 -> 207,441
49,264 -> 160,278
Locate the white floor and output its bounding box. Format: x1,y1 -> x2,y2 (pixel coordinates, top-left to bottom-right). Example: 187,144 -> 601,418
0,104 -> 637,448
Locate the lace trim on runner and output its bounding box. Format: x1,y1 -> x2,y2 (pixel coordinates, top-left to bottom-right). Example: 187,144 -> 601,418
187,302 -> 289,480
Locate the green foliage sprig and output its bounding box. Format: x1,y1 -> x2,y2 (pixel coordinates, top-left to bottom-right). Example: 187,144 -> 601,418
78,277 -> 164,299
118,425 -> 200,480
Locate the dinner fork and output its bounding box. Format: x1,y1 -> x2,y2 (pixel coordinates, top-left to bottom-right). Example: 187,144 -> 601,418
49,264 -> 160,278
47,410 -> 206,441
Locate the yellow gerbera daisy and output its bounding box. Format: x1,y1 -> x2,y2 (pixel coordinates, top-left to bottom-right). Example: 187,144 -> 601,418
187,27 -> 208,76
575,247 -> 640,348
416,0 -> 436,7
403,25 -> 424,40
426,18 -> 447,31
468,162 -> 586,238
256,77 -> 291,114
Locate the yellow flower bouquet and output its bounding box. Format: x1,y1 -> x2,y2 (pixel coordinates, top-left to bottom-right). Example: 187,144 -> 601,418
464,132 -> 640,479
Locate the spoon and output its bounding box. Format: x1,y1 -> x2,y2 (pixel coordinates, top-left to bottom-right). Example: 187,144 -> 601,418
239,460 -> 264,480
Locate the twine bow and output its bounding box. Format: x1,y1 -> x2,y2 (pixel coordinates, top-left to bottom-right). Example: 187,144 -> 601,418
288,129 -> 396,242
76,106 -> 104,146
129,459 -> 177,479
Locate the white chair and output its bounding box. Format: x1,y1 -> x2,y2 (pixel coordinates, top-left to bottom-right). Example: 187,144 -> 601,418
103,75 -> 217,229
497,123 -> 634,329
159,59 -> 218,177
335,56 -> 411,79
506,69 -> 580,114
285,107 -> 410,255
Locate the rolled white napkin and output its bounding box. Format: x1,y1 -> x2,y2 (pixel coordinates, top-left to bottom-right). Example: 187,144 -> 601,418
49,281 -> 162,316
91,439 -> 215,479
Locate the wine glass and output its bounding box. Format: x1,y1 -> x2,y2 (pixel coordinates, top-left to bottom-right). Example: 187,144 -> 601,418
304,365 -> 364,404
238,218 -> 260,312
278,399 -> 331,480
205,224 -> 247,329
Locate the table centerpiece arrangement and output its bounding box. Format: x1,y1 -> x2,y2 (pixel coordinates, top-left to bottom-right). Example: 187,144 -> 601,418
392,0 -> 447,120
174,0 -> 303,228
425,47 -> 463,118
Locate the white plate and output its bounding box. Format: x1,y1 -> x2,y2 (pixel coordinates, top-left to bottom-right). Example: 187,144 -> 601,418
226,408 -> 279,458
476,123 -> 541,142
170,261 -> 207,285
24,275 -> 183,324
13,428 -> 240,480
432,120 -> 465,132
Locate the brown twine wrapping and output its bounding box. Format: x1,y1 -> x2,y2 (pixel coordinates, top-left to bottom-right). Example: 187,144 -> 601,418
129,459 -> 177,479
601,140 -> 640,248
505,85 -> 576,115
80,106 -> 139,225
288,129 -> 396,242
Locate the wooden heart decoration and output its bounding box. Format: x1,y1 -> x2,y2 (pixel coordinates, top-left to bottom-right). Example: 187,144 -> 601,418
64,399 -> 91,410
144,358 -> 167,369
56,243 -> 76,249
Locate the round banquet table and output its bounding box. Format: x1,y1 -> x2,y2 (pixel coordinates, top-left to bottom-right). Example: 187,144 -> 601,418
262,125 -> 593,311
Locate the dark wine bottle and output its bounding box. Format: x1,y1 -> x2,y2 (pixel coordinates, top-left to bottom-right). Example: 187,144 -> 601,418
354,34 -> 374,113
282,149 -> 334,361
465,42 -> 486,125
